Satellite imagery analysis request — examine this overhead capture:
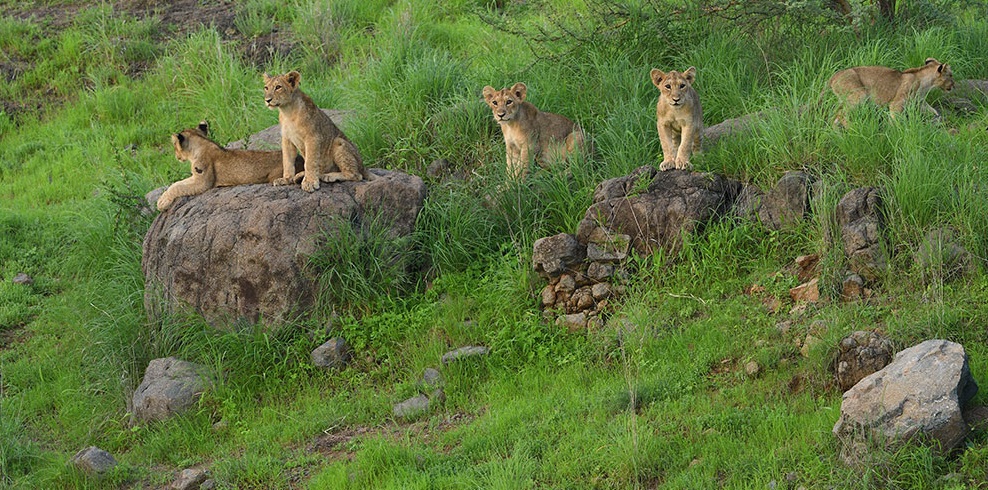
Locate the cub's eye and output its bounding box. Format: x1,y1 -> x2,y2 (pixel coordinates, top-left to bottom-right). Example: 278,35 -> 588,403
679,84 -> 685,89
492,101 -> 498,106
275,85 -> 282,90
665,84 -> 671,89
505,100 -> 513,105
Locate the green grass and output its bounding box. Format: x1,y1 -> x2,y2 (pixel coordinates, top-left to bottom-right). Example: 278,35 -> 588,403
2,0 -> 988,488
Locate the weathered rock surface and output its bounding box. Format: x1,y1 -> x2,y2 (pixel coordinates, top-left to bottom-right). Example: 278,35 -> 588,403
143,169 -> 426,325
532,233 -> 586,278
70,446 -> 117,475
833,339 -> 978,455
833,330 -> 894,392
420,368 -> 443,389
577,166 -> 741,255
836,187 -> 886,282
11,272 -> 33,285
393,389 -> 445,419
758,171 -> 813,230
171,468 -> 210,490
441,346 -> 489,365
311,337 -> 352,370
915,227 -> 974,283
132,357 -> 210,423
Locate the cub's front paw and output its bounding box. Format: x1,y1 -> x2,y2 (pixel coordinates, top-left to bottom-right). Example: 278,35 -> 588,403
675,157 -> 693,170
273,177 -> 293,186
659,159 -> 676,171
301,178 -> 320,193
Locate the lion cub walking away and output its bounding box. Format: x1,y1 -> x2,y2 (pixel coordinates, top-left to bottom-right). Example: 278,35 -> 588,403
828,58 -> 955,126
650,66 -> 702,171
482,82 -> 586,179
157,121 -> 299,211
263,70 -> 373,192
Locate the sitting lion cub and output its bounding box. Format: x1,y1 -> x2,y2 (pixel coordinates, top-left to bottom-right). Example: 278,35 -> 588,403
482,82 -> 586,179
828,58 -> 955,126
157,121 -> 301,211
650,66 -> 702,171
263,70 -> 373,192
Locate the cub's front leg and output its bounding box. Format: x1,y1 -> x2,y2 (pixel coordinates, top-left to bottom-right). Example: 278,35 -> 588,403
157,174 -> 211,211
299,136 -> 322,193
274,136 -> 299,186
674,124 -> 696,170
657,123 -> 679,171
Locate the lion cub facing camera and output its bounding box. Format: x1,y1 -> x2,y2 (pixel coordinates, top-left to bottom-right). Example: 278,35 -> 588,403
263,70 -> 373,192
157,121 -> 301,211
482,82 -> 586,179
828,58 -> 955,126
650,66 -> 702,171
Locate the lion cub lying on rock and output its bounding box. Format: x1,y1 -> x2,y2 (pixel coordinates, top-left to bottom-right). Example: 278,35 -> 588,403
650,66 -> 702,171
157,121 -> 300,211
482,82 -> 586,179
264,70 -> 373,192
828,57 -> 955,126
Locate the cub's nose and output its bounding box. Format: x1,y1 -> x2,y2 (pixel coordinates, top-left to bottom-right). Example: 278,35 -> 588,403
265,98 -> 273,104
497,112 -> 506,119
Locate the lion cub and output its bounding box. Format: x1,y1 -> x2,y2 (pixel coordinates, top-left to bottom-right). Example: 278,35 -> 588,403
482,82 -> 586,179
157,121 -> 300,211
263,70 -> 372,192
650,66 -> 702,171
828,57 -> 955,126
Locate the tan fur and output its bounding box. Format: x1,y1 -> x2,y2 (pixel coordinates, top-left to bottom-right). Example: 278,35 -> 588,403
263,70 -> 373,192
481,82 -> 586,179
157,121 -> 301,211
828,57 -> 955,126
650,66 -> 702,171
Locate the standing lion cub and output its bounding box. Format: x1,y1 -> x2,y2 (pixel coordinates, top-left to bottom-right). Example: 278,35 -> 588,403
650,66 -> 702,171
264,70 -> 373,192
828,57 -> 955,126
157,121 -> 301,211
482,82 -> 586,179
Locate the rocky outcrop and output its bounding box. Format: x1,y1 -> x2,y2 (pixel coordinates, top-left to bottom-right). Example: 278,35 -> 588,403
577,166 -> 741,255
836,187 -> 886,283
132,357 -> 210,423
833,330 -> 894,392
833,339 -> 978,456
143,169 -> 426,325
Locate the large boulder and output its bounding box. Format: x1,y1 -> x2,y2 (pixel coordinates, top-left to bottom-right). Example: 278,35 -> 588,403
836,187 -> 886,282
576,166 -> 741,255
132,357 -> 210,423
143,169 -> 426,325
833,339 -> 978,455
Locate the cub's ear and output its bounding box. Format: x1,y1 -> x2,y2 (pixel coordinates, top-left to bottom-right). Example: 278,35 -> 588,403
286,70 -> 301,88
482,86 -> 496,104
173,133 -> 186,148
263,72 -> 272,82
197,120 -> 209,136
925,57 -> 939,65
683,66 -> 697,84
938,64 -> 944,73
650,68 -> 665,88
510,82 -> 527,101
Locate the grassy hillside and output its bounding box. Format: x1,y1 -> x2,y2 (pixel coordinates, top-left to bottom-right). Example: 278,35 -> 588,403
2,0 -> 988,488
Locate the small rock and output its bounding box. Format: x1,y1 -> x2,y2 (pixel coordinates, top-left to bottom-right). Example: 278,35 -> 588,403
311,337 -> 353,370
587,262 -> 615,281
745,361 -> 760,376
556,274 -> 576,293
12,272 -> 33,285
556,312 -> 587,331
70,446 -> 117,475
420,368 -> 443,389
540,285 -> 556,307
200,480 -> 216,490
841,273 -> 865,302
426,158 -> 451,179
575,288 -> 594,310
532,233 -> 586,278
393,394 -> 430,418
132,357 -> 210,422
789,278 -> 819,303
794,254 -> 819,282
834,330 -> 894,392
171,468 -> 209,490
440,346 -> 489,365
800,335 -> 821,358
591,282 -> 611,300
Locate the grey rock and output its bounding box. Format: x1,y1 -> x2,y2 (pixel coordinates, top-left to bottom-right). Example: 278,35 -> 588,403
146,186 -> 166,210
556,274 -> 576,293
171,468 -> 210,490
441,346 -> 489,365
834,339 -> 978,455
556,312 -> 587,330
586,262 -> 615,281
311,337 -> 353,370
532,233 -> 586,278
733,183 -> 763,221
226,110 -> 352,150
426,158 -> 452,179
584,227 -> 631,263
70,446 -> 117,475
591,282 -> 612,300
833,330 -> 894,392
578,167 -> 741,255
200,480 -> 216,490
143,168 -> 426,326
702,112 -> 760,147
132,357 -> 209,422
841,273 -> 865,302
836,187 -> 886,282
393,389 -> 444,419
757,171 -> 812,230
915,227 -> 974,283
11,272 -> 33,285
420,368 -> 443,389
